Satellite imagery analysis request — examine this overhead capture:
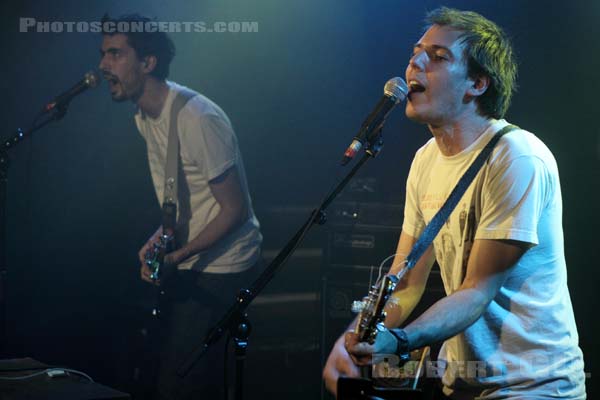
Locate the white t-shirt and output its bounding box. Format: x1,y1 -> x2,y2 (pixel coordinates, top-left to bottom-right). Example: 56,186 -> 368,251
135,81 -> 262,273
402,119 -> 585,399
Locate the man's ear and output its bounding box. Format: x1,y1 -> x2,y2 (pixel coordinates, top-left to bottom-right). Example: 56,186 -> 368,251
141,55 -> 158,74
466,74 -> 490,98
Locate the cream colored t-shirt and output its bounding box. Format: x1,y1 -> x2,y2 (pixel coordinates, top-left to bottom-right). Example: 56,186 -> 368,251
135,81 -> 262,273
403,119 -> 585,399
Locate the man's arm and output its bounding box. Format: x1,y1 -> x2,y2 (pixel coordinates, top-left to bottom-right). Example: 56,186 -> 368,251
349,238 -> 528,363
403,238 -> 527,350
165,165 -> 248,266
384,231 -> 436,328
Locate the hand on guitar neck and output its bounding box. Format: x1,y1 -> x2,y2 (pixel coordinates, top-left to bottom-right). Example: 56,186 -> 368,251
138,225 -> 183,285
139,225 -> 184,319
344,325 -> 409,366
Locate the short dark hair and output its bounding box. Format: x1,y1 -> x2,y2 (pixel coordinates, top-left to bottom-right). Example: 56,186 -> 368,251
425,7 -> 517,119
101,14 -> 175,80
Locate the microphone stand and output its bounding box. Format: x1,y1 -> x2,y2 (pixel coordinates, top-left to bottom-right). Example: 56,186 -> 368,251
177,127 -> 386,400
0,105 -> 69,356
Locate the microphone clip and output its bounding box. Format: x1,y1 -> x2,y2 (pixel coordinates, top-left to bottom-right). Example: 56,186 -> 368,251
365,126 -> 384,158
341,124 -> 385,166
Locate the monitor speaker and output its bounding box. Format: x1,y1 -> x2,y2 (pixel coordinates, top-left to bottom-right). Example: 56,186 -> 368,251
0,358 -> 131,400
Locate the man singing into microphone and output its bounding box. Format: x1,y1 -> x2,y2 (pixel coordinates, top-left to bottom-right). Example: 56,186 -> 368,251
323,7 -> 586,399
98,14 -> 262,400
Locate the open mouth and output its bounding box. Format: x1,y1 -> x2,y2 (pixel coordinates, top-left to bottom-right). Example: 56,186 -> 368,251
408,80 -> 426,94
103,73 -> 120,87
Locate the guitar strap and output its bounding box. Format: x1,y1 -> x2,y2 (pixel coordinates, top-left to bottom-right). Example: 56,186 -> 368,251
404,124 -> 520,269
162,88 -> 198,231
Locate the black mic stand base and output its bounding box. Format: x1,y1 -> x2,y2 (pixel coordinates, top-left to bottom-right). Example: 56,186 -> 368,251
228,309 -> 250,400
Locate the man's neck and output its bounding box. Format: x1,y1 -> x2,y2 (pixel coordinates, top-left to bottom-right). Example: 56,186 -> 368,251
136,78 -> 169,119
428,113 -> 494,156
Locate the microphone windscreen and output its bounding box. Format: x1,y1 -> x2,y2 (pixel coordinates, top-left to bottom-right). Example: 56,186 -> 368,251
384,77 -> 408,103
84,70 -> 101,88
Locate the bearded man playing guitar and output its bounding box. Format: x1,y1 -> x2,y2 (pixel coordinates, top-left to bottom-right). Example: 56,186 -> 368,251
99,14 -> 262,400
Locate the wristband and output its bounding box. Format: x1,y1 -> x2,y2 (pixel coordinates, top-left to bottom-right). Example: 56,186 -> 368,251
388,328 -> 410,361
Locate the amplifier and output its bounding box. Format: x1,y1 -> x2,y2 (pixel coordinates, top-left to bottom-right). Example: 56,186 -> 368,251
327,201 -> 403,266
327,227 -> 400,267
329,201 -> 404,228
321,264 -> 387,359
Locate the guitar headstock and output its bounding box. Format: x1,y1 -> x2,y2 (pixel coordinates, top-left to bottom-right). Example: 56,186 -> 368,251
352,274 -> 399,343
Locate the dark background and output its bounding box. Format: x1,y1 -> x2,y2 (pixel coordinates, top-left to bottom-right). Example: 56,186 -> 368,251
0,0 -> 597,398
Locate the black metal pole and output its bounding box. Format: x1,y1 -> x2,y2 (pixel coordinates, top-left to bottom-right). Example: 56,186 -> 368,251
0,106 -> 69,356
177,128 -> 386,400
0,150 -> 8,356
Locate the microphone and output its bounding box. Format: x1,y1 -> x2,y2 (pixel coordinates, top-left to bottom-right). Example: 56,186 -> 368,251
43,70 -> 101,113
341,77 -> 408,165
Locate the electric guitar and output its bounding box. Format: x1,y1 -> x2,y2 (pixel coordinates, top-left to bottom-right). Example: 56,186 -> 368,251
134,218 -> 177,392
145,201 -> 178,319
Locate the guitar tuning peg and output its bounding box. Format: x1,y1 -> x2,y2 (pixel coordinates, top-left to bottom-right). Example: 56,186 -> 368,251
351,300 -> 366,313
